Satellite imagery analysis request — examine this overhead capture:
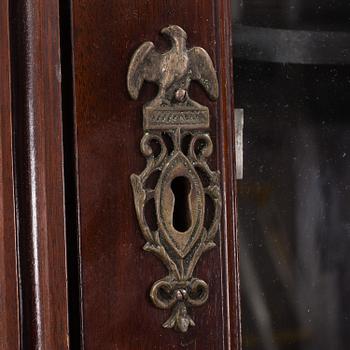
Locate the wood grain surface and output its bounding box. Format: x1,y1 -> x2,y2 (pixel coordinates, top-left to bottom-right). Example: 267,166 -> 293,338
0,0 -> 20,348
9,0 -> 70,348
70,0 -> 240,348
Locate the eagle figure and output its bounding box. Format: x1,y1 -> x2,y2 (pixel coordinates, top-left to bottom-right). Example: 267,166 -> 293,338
127,25 -> 219,107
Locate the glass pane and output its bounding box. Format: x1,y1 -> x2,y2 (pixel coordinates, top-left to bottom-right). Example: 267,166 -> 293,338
234,2 -> 350,349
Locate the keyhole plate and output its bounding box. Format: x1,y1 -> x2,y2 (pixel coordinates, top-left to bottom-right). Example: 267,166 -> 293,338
156,151 -> 205,258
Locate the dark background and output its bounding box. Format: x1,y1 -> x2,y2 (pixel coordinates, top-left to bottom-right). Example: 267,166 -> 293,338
233,1 -> 350,349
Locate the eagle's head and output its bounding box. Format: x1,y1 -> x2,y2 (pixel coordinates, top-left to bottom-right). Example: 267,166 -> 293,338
161,25 -> 187,42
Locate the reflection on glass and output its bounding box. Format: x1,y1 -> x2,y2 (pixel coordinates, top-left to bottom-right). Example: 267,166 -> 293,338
235,62 -> 350,350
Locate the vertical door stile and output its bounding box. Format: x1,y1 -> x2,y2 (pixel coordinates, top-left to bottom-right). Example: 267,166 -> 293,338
9,0 -> 70,348
69,0 -> 241,348
215,0 -> 242,349
0,0 -> 21,348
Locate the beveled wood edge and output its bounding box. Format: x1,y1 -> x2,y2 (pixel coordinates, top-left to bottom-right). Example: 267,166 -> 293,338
215,1 -> 242,349
0,0 -> 21,348
9,0 -> 70,348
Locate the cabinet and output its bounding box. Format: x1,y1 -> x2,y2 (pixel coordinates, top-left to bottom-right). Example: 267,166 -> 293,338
0,1 -> 240,349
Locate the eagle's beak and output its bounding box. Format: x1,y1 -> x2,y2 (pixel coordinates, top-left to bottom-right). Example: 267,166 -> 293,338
161,26 -> 172,36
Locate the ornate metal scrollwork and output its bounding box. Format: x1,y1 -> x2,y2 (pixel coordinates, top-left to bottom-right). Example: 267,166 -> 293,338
127,25 -> 222,333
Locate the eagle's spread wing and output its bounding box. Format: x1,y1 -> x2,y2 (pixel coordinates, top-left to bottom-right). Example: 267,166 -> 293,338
127,41 -> 161,100
188,47 -> 219,100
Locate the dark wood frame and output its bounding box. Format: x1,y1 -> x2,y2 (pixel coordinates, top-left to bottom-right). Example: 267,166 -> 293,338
1,0 -> 240,348
70,0 -> 241,348
215,1 -> 242,348
5,0 -> 70,348
0,1 -> 20,348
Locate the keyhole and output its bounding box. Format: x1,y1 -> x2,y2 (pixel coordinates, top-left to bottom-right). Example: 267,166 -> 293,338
171,176 -> 192,232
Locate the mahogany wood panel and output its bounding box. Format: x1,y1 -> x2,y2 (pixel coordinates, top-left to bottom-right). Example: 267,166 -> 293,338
71,0 -> 240,348
9,0 -> 70,348
0,0 -> 20,348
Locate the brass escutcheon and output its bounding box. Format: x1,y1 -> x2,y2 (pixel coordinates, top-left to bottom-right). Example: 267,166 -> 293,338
127,25 -> 222,333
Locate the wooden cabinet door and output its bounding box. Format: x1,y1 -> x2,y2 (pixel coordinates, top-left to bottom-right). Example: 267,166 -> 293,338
67,1 -> 240,349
